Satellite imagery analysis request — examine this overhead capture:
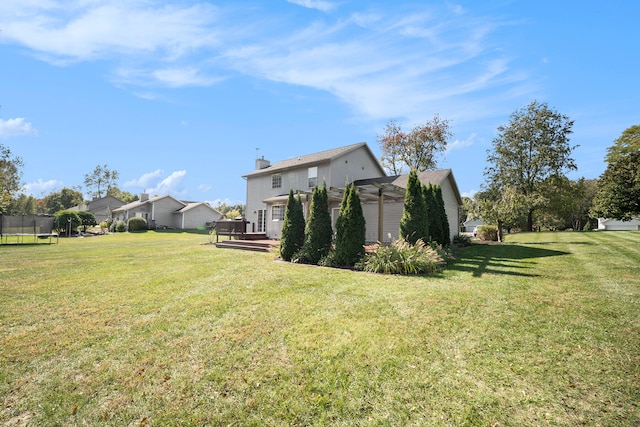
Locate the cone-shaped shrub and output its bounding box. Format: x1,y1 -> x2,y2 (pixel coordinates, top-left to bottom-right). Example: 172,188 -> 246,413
434,185 -> 450,245
334,182 -> 366,267
301,181 -> 333,264
424,183 -> 442,244
399,169 -> 428,245
280,189 -> 305,261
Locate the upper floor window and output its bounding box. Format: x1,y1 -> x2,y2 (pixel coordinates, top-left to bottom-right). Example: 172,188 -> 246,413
272,173 -> 282,189
308,166 -> 318,188
272,204 -> 285,221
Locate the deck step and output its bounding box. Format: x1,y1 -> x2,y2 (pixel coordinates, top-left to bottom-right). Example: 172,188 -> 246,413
215,240 -> 276,252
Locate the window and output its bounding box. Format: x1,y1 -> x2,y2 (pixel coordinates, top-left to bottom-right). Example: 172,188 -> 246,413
308,166 -> 318,188
272,205 -> 285,221
272,173 -> 282,189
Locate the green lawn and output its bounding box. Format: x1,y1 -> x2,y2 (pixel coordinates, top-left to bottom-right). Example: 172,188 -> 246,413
1,231 -> 638,426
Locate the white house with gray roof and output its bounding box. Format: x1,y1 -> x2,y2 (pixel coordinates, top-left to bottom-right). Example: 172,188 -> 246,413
112,194 -> 223,230
243,142 -> 462,243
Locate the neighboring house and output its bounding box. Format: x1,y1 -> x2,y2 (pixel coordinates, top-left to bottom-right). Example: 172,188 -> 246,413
597,217 -> 640,231
463,217 -> 484,233
112,194 -> 223,229
243,142 -> 462,243
70,195 -> 125,223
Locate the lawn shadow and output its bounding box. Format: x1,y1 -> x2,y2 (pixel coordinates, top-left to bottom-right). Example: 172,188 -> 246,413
449,242 -> 570,278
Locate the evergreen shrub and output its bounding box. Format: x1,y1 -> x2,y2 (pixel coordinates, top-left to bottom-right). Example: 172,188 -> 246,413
127,217 -> 148,232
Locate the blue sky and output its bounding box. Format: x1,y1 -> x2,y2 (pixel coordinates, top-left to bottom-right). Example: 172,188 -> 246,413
1,0 -> 638,205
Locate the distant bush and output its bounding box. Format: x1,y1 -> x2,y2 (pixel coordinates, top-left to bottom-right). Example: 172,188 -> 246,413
453,234 -> 471,246
476,225 -> 498,241
115,221 -> 127,232
128,217 -> 148,232
355,238 -> 445,275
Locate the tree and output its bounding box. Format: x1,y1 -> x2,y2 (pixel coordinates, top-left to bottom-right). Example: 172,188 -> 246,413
605,124 -> 640,164
484,100 -> 576,231
378,115 -> 452,174
460,196 -> 474,226
43,187 -> 84,214
213,201 -> 246,218
591,125 -> 640,221
6,194 -> 37,215
423,183 -> 441,244
399,169 -> 428,245
0,144 -> 24,213
77,211 -> 97,232
333,182 -> 366,266
537,177 -> 597,230
592,152 -> 640,221
434,185 -> 450,245
53,210 -> 81,235
476,185 -> 529,242
280,189 -> 305,262
107,187 -> 139,204
301,182 -> 333,264
84,165 -> 119,199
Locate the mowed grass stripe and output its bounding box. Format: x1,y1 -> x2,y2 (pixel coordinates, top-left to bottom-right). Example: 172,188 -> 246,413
1,231 -> 639,426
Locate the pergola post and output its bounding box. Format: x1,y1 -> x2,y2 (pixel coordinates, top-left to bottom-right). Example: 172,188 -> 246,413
378,188 -> 384,243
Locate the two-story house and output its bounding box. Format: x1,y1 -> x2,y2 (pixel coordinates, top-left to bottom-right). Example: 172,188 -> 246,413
243,142 -> 385,239
243,142 -> 462,243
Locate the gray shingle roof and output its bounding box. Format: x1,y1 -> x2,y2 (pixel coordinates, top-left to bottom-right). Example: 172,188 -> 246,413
243,142 -> 370,177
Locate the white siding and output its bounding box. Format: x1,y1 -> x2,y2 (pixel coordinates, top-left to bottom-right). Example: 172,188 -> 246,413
181,205 -> 222,229
439,178 -> 461,242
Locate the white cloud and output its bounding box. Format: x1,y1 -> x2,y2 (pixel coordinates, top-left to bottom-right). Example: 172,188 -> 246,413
0,118 -> 37,138
287,0 -> 335,13
223,7 -> 528,123
145,170 -> 187,195
152,68 -> 226,88
22,178 -> 61,196
124,169 -> 164,188
0,2 -> 533,123
446,133 -> 477,153
0,1 -> 220,63
198,184 -> 212,192
461,189 -> 478,199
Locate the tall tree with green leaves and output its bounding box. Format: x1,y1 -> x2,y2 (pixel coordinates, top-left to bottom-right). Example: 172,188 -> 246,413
84,164 -> 119,199
6,194 -> 37,215
302,182 -> 332,264
0,144 -> 24,213
400,169 -> 428,245
591,125 -> 640,221
43,187 -> 84,214
484,100 -> 576,231
378,115 -> 452,174
476,185 -> 529,242
280,189 -> 305,262
334,182 -> 366,266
